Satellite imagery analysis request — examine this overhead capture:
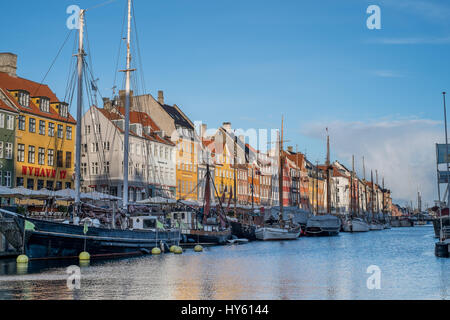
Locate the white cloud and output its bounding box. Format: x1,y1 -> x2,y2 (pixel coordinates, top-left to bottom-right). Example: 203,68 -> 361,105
302,118 -> 442,206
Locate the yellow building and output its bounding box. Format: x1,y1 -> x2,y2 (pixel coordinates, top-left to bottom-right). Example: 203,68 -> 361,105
212,142 -> 234,201
0,69 -> 76,193
176,137 -> 198,201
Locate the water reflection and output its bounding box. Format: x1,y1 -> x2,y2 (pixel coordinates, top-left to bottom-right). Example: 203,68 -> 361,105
0,226 -> 448,300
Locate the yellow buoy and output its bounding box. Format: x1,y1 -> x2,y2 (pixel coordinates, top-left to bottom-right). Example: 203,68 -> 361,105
152,247 -> 161,255
170,245 -> 177,253
194,245 -> 203,252
16,255 -> 29,264
174,246 -> 183,254
79,252 -> 90,261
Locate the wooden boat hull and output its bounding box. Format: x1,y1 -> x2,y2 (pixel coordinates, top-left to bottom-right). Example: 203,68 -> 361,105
1,210 -> 181,260
255,227 -> 300,241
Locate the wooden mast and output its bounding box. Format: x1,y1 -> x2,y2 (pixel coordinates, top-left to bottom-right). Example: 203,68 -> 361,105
279,116 -> 284,217
326,128 -> 331,214
74,9 -> 85,216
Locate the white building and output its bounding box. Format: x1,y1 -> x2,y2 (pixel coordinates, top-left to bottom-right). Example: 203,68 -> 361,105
80,106 -> 176,202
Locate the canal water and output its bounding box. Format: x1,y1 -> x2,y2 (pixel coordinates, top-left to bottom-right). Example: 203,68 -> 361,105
0,225 -> 448,300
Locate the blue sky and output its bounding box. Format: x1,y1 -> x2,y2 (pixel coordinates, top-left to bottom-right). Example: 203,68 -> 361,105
1,0 -> 450,205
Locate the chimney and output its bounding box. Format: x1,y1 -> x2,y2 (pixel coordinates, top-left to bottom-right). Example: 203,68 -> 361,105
158,90 -> 164,105
223,122 -> 232,132
0,53 -> 17,77
200,124 -> 207,138
287,146 -> 294,153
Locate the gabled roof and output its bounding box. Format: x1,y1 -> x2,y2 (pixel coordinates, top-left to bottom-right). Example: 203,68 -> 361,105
0,89 -> 19,113
95,106 -> 174,146
160,104 -> 194,130
0,71 -> 76,124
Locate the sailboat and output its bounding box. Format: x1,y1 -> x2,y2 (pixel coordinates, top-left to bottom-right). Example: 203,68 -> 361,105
342,156 -> 369,232
0,1 -> 181,260
255,117 -> 301,240
305,129 -> 341,236
171,164 -> 231,245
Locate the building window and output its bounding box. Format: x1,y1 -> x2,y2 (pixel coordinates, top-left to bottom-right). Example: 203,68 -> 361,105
29,118 -> 36,133
48,149 -> 54,166
38,148 -> 45,165
57,124 -> 63,138
91,162 -> 99,175
66,126 -> 72,140
17,144 -> 25,162
82,144 -> 87,153
46,180 -> 54,190
18,92 -> 30,108
18,116 -> 25,131
103,141 -> 110,151
37,180 -> 44,190
59,104 -> 69,118
94,124 -> 101,133
48,122 -> 55,137
40,98 -> 50,113
104,161 -> 110,174
16,177 -> 24,187
39,120 -> 46,135
65,151 -> 72,168
0,114 -> 4,129
5,143 -> 12,160
65,182 -> 71,189
6,115 -> 13,130
55,181 -> 62,191
27,178 -> 34,190
57,151 -> 63,167
81,163 -> 87,176
28,146 -> 35,164
85,125 -> 90,135
0,142 -> 3,159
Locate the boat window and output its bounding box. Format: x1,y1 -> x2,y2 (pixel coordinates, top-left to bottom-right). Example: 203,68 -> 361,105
143,219 -> 156,229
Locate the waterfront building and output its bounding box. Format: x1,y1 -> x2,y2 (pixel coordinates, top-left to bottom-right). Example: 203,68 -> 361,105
258,151 -> 272,207
0,87 -> 19,204
81,106 -> 176,201
305,159 -> 326,213
117,90 -> 199,201
0,53 -> 76,194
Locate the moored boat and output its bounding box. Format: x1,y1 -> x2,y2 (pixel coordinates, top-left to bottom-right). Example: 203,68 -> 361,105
305,214 -> 341,236
1,209 -> 180,260
369,222 -> 384,231
255,226 -> 300,241
342,217 -> 370,232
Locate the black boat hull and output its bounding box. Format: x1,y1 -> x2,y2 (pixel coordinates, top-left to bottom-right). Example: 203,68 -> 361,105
230,221 -> 257,241
182,229 -> 231,245
3,211 -> 181,260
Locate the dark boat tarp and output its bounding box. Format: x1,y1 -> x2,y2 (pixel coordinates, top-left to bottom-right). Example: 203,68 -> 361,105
266,206 -> 311,225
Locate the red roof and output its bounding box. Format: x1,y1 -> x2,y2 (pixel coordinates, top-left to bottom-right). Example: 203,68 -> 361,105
0,72 -> 76,124
0,89 -> 18,113
96,107 -> 174,146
